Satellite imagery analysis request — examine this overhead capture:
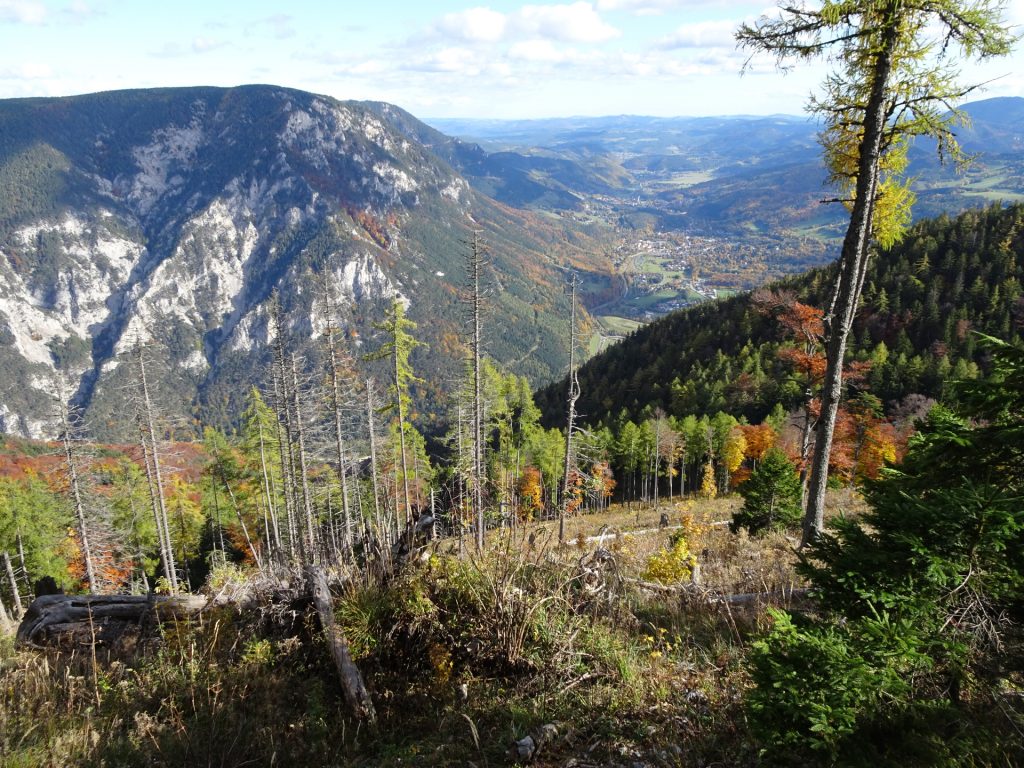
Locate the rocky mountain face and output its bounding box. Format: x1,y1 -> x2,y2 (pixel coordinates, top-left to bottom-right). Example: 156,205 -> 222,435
0,86 -> 605,438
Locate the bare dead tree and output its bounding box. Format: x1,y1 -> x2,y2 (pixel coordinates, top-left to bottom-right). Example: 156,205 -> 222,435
254,409 -> 283,556
270,295 -> 304,564
365,378 -> 385,543
0,589 -> 11,631
54,380 -> 98,594
320,271 -> 358,561
132,343 -> 178,592
560,273 -> 581,544
465,230 -> 488,551
2,551 -> 22,617
290,357 -> 319,563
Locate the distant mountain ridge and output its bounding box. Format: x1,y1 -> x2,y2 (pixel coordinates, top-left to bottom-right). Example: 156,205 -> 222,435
430,98 -> 1024,235
0,85 -> 607,438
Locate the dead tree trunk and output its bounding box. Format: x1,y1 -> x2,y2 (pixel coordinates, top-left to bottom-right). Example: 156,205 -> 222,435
305,566 -> 377,726
560,274 -> 580,544
56,390 -> 98,595
366,380 -> 385,542
256,418 -> 283,556
467,231 -> 486,552
323,298 -> 356,560
0,592 -> 11,633
135,347 -> 178,592
3,551 -> 24,617
290,358 -> 318,563
271,296 -> 301,562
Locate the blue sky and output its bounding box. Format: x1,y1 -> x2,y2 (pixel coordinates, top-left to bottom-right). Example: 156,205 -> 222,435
1,0 -> 1022,119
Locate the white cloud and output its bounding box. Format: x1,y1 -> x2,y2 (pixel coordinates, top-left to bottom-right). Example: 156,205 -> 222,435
192,36 -> 226,53
244,14 -> 296,40
151,42 -> 185,58
405,47 -> 483,74
513,2 -> 620,43
421,2 -> 619,46
0,0 -> 46,24
596,0 -> 683,13
657,19 -> 738,48
0,61 -> 53,80
596,0 -> 737,14
434,6 -> 507,43
509,39 -> 577,62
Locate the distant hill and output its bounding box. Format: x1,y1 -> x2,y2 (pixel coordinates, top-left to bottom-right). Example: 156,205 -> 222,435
0,86 -> 610,438
431,98 -> 1024,239
536,203 -> 1024,427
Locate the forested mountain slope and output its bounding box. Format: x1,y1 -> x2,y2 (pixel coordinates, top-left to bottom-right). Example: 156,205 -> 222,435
0,86 -> 608,438
537,204 -> 1024,426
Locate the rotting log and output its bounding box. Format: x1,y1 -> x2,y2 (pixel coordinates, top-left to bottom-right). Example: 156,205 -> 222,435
16,593 -> 208,647
305,566 -> 377,727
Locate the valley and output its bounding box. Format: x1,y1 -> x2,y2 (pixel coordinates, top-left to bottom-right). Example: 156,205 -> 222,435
434,97 -> 1024,356
1,0 -> 1023,764
0,87 -> 1020,438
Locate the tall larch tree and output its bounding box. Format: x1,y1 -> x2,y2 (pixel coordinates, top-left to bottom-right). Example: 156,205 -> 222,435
738,0 -> 1015,545
365,300 -> 424,531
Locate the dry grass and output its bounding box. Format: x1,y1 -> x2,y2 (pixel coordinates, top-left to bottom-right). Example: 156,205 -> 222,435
0,491 -> 866,767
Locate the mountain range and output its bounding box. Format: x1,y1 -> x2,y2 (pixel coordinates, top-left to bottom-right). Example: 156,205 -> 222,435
0,85 -> 1020,439
0,85 -> 608,438
432,96 -> 1024,236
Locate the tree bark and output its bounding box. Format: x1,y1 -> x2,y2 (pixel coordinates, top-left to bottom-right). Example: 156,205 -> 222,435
57,393 -> 97,595
321,269 -> 356,561
394,339 -> 413,530
0,592 -> 11,633
136,348 -> 178,591
366,380 -> 385,542
470,232 -> 486,552
290,359 -> 318,563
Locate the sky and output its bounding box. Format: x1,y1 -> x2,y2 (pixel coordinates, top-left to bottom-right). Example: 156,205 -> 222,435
1,0 -> 1023,120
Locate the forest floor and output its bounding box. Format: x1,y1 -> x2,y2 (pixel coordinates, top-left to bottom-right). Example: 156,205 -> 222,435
0,490 -> 866,767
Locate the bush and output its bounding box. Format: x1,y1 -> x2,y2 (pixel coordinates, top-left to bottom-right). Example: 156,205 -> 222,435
731,447 -> 802,535
642,532 -> 696,584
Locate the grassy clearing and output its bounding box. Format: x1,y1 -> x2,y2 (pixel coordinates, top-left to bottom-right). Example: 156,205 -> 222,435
595,314 -> 645,337
0,492 -> 864,767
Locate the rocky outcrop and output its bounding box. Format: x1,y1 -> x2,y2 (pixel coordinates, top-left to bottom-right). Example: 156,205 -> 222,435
0,86 -> 594,437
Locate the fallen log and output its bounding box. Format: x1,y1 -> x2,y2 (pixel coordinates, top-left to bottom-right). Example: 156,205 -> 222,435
625,577 -> 810,605
16,593 -> 208,647
305,566 -> 377,727
719,588 -> 810,606
17,571 -> 377,726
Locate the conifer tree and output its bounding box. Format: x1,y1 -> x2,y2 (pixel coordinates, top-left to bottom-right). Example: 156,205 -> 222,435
365,300 -> 425,530
738,0 -> 1014,545
731,447 -> 802,535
